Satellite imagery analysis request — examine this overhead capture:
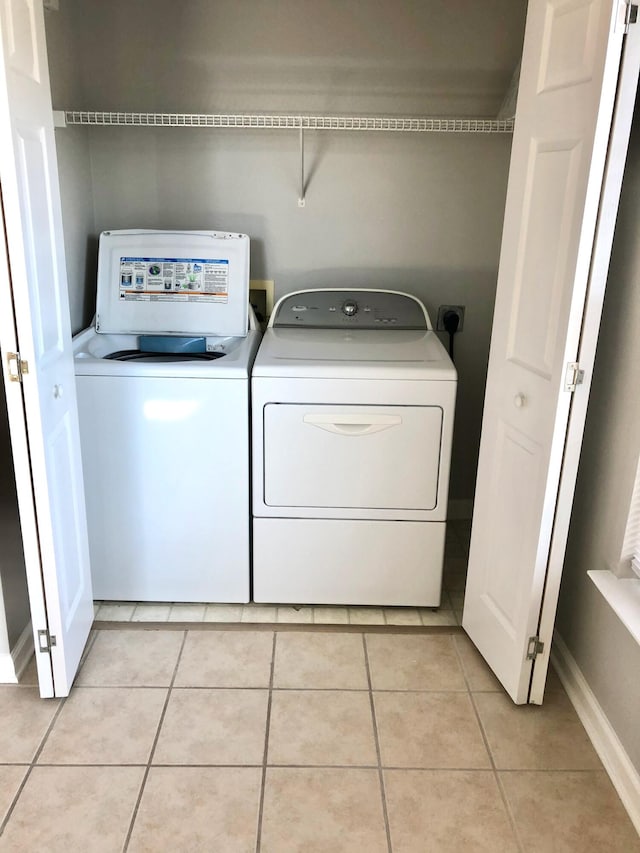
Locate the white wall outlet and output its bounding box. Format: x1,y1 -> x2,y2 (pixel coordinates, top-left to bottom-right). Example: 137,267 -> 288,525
249,279 -> 275,317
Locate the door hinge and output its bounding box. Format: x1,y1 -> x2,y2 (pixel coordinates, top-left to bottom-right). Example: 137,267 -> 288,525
564,362 -> 584,392
526,635 -> 544,660
37,629 -> 57,654
626,2 -> 638,31
6,352 -> 29,383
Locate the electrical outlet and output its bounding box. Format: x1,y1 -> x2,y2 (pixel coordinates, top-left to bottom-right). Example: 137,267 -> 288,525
249,279 -> 274,317
249,289 -> 267,322
436,305 -> 465,332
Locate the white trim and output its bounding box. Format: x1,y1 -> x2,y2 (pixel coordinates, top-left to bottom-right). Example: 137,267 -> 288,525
447,499 -> 473,520
551,631 -> 640,835
11,621 -> 34,680
0,621 -> 33,684
588,570 -> 640,647
0,652 -> 17,683
621,455 -> 640,579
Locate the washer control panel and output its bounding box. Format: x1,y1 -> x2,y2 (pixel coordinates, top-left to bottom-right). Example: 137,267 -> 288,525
272,290 -> 430,330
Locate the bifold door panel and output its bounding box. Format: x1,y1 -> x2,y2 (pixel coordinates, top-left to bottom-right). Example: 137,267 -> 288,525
263,403 -> 443,510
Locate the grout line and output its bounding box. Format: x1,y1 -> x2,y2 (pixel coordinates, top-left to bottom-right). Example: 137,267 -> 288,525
92,620 -> 464,637
491,766 -> 526,853
1,758 -> 613,772
73,629 -> 100,682
122,628 -> 188,852
262,763 -> 525,771
451,638 -> 525,853
362,634 -> 393,853
83,628 -> 100,660
255,631 -> 277,853
21,682 -> 492,693
7,762 -> 612,772
0,681 -> 69,837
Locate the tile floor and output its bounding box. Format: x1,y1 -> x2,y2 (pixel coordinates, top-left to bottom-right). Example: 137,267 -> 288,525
0,628 -> 638,852
93,600 -> 461,627
2,520 -> 638,850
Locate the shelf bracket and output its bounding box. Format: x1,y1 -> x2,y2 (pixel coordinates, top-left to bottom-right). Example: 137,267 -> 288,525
298,121 -> 306,208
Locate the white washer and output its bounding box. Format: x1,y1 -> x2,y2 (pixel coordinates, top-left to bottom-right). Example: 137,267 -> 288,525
73,230 -> 261,602
251,288 -> 457,607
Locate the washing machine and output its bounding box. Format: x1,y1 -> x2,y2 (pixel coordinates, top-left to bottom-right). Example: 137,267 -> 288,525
73,229 -> 261,602
251,288 -> 457,606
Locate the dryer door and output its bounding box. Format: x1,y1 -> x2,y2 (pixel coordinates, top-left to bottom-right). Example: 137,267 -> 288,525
263,403 -> 443,511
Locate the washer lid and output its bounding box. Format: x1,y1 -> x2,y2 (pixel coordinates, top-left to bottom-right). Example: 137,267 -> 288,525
95,230 -> 249,337
252,327 -> 457,381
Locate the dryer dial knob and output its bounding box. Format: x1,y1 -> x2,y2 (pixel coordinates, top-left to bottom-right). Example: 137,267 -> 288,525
342,300 -> 358,317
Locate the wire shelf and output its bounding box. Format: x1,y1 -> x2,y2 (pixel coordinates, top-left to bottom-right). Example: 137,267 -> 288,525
63,111 -> 514,134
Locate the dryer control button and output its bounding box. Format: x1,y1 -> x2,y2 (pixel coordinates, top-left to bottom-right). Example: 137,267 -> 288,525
342,300 -> 358,317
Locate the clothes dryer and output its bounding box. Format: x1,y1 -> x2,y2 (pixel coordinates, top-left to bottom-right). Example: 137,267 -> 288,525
74,230 -> 260,602
251,288 -> 457,606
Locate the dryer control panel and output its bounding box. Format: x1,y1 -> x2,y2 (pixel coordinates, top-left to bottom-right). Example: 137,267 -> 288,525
271,289 -> 431,330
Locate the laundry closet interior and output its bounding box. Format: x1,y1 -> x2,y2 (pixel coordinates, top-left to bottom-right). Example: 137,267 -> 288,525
2,2 -> 530,670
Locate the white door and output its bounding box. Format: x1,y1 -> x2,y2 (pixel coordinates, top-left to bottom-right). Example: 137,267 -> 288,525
463,0 -> 638,703
0,0 -> 93,697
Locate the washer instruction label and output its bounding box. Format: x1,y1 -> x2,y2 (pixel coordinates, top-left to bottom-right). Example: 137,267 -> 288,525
119,257 -> 229,302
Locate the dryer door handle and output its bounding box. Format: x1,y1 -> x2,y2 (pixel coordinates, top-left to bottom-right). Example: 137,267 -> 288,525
303,413 -> 402,436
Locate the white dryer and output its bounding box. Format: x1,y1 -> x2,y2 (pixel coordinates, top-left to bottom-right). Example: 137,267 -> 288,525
251,288 -> 457,607
73,230 -> 260,602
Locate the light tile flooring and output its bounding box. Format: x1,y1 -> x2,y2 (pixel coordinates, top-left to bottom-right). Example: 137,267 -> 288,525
0,629 -> 638,851
94,600 -> 461,627
2,520 -> 638,850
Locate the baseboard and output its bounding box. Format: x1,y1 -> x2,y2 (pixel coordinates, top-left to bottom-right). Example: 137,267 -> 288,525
0,622 -> 33,684
552,631 -> 640,835
12,621 -> 33,680
0,651 -> 18,683
447,499 -> 473,520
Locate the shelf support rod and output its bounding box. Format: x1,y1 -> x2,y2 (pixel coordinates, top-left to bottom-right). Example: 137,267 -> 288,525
298,120 -> 306,207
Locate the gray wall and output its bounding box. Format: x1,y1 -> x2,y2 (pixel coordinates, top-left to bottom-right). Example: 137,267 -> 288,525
45,0 -> 527,502
68,0 -> 526,116
45,2 -> 96,333
556,101 -> 640,771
